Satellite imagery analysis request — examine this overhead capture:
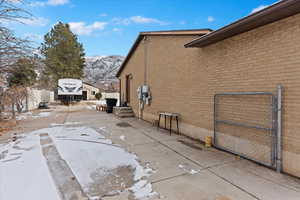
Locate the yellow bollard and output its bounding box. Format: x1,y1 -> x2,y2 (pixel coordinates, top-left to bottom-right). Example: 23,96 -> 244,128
205,136 -> 212,148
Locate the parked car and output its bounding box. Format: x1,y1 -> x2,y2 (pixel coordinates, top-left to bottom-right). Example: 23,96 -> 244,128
38,102 -> 49,109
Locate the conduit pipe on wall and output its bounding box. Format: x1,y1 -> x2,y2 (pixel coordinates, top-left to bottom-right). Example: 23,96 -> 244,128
143,36 -> 148,85
139,36 -> 149,120
276,84 -> 282,173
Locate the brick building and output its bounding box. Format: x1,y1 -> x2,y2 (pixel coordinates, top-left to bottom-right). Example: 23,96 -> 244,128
82,82 -> 100,100
116,0 -> 300,178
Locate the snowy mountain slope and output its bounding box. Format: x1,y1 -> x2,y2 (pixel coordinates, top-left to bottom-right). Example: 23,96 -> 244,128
84,55 -> 124,84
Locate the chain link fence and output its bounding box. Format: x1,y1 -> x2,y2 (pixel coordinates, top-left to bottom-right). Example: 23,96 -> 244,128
214,92 -> 277,168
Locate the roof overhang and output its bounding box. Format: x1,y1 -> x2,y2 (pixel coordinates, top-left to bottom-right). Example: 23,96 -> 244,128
185,0 -> 300,48
83,82 -> 99,89
116,29 -> 212,77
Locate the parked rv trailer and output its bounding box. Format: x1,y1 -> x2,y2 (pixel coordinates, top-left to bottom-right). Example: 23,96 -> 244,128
57,79 -> 83,103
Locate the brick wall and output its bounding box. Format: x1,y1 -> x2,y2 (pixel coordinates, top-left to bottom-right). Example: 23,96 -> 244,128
119,13 -> 300,177
202,13 -> 300,176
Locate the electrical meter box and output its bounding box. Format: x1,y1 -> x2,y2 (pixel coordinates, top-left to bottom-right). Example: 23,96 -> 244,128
137,86 -> 142,100
142,85 -> 149,94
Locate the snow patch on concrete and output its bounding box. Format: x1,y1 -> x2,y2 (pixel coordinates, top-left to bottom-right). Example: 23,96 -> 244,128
120,135 -> 126,141
0,124 -> 156,200
32,125 -> 157,199
16,112 -> 33,121
86,105 -> 96,110
30,112 -> 51,119
178,164 -> 199,175
50,122 -> 81,127
0,134 -> 60,200
130,180 -> 158,200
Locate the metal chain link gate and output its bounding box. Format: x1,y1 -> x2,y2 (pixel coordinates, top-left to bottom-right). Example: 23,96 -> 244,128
214,91 -> 278,168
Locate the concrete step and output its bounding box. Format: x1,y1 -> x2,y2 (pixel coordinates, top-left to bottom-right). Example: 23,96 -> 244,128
114,107 -> 135,118
114,107 -> 133,111
115,109 -> 134,113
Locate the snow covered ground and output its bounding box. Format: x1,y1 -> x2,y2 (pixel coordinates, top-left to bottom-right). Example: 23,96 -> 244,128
16,111 -> 52,121
0,134 -> 60,200
0,123 -> 157,200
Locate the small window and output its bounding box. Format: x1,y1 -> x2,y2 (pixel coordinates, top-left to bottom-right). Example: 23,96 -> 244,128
92,91 -> 96,95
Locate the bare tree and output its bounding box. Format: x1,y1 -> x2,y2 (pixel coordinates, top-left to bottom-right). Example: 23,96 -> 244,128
0,0 -> 32,73
0,0 -> 33,120
0,0 -> 31,24
0,28 -> 32,74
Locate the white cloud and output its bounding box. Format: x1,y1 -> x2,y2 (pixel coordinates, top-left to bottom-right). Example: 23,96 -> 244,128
19,17 -> 49,26
24,33 -> 43,41
47,0 -> 69,5
207,16 -> 215,22
7,0 -> 22,3
30,0 -> 69,7
112,16 -> 168,25
251,5 -> 269,14
130,16 -> 166,25
69,21 -> 107,35
100,13 -> 108,17
112,17 -> 130,25
29,1 -> 45,6
179,20 -> 186,25
112,28 -> 122,32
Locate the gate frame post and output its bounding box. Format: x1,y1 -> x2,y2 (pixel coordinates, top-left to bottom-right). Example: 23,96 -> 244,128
276,85 -> 283,173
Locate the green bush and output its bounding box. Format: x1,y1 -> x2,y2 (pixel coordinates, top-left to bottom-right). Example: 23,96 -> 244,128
95,92 -> 102,100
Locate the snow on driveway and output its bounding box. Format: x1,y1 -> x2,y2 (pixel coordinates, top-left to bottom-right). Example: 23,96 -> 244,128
1,123 -> 157,200
33,112 -> 52,118
0,134 -> 60,200
16,111 -> 52,121
34,125 -> 157,199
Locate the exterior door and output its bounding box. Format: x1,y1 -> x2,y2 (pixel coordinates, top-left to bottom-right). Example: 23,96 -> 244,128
125,75 -> 131,104
82,91 -> 87,100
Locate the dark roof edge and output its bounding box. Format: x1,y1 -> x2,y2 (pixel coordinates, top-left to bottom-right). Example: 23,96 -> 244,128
185,0 -> 300,48
140,28 -> 213,34
83,81 -> 98,88
116,29 -> 212,77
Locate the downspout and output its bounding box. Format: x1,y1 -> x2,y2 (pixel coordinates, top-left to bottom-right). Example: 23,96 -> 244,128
119,78 -> 121,107
276,85 -> 283,173
144,36 -> 148,85
139,36 -> 148,119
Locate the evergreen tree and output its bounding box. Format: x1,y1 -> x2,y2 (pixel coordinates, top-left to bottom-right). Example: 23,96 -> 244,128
8,58 -> 37,87
40,22 -> 85,86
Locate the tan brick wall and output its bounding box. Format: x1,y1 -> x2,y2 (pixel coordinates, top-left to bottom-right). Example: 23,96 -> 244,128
202,13 -> 300,176
120,41 -> 145,114
119,13 -> 300,177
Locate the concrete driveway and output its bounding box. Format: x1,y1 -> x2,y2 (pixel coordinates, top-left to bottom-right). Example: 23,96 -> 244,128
1,103 -> 300,200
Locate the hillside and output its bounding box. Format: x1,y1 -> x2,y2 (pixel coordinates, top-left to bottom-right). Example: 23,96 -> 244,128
84,55 -> 124,91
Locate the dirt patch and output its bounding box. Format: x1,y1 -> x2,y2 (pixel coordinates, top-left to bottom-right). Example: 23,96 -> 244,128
116,122 -> 132,128
0,120 -> 17,135
88,166 -> 135,198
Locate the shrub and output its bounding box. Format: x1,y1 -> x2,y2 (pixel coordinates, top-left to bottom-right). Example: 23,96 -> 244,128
95,92 -> 102,100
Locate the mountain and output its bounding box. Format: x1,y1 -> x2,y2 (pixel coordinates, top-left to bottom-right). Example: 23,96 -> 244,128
84,55 -> 124,91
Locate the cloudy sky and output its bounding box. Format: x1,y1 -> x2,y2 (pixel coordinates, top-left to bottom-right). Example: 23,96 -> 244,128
9,0 -> 278,56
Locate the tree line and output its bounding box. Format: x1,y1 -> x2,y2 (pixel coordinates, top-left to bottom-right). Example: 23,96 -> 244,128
0,0 -> 86,120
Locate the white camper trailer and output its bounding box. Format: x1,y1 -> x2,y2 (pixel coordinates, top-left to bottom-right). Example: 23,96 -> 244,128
57,79 -> 83,103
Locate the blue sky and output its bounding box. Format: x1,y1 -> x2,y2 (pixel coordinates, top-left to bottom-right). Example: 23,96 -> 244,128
11,0 -> 278,56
